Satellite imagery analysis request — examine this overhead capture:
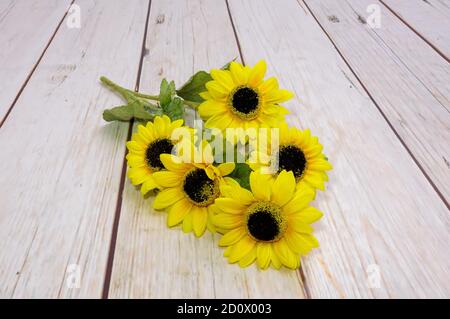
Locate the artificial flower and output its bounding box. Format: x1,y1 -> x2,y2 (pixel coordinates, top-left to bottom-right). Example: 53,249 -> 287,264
152,141 -> 235,237
213,171 -> 322,270
249,124 -> 332,191
126,115 -> 187,195
198,60 -> 293,130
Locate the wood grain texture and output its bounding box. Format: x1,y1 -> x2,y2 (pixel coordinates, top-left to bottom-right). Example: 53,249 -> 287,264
228,0 -> 450,298
108,0 -> 307,299
304,0 -> 450,202
0,0 -> 148,298
0,0 -> 72,121
381,0 -> 450,60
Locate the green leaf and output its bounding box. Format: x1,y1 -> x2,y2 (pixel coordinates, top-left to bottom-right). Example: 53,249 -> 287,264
228,163 -> 253,190
103,100 -> 159,122
159,79 -> 176,107
176,71 -> 212,103
162,96 -> 184,120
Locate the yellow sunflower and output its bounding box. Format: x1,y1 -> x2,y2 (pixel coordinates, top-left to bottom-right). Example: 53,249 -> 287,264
249,124 -> 332,191
152,141 -> 235,237
212,171 -> 322,270
198,60 -> 293,130
126,115 -> 188,195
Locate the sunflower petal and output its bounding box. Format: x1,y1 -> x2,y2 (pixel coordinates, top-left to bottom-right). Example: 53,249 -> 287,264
213,213 -> 244,229
248,60 -> 267,87
198,100 -> 227,118
153,188 -> 185,210
292,206 -> 323,224
283,186 -> 316,214
271,170 -> 296,207
219,226 -> 246,246
191,206 -> 208,237
256,242 -> 272,270
152,171 -> 183,187
250,172 -> 271,201
229,61 -> 247,85
167,199 -> 193,227
141,178 -> 158,195
217,162 -> 235,176
238,248 -> 257,268
214,198 -> 247,214
182,211 -> 193,233
228,236 -> 256,263
160,154 -> 192,173
210,69 -> 234,90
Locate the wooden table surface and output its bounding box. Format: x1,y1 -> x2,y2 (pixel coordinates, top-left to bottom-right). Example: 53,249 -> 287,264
0,0 -> 449,298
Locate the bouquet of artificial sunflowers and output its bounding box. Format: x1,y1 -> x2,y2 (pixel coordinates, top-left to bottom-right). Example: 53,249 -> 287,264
101,60 -> 332,270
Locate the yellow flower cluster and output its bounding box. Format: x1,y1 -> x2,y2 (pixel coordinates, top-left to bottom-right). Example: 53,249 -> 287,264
124,60 -> 332,270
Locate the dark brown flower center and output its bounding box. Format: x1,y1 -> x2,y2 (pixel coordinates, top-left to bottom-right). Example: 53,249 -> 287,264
145,138 -> 174,170
230,86 -> 260,119
183,168 -> 219,206
246,202 -> 286,242
277,145 -> 306,178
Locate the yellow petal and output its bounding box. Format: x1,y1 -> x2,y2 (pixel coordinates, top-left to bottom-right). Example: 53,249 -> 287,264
126,154 -> 146,168
205,113 -> 233,130
126,141 -> 145,153
228,236 -> 256,263
283,186 -> 316,214
182,211 -> 193,233
167,199 -> 193,227
214,198 -> 247,214
291,206 -> 323,224
127,167 -> 150,185
210,69 -> 235,90
153,116 -> 167,136
218,226 -> 246,246
273,239 -> 300,269
205,81 -> 228,99
284,230 -> 317,255
153,188 -> 185,210
265,89 -> 294,103
256,242 -> 271,270
258,77 -> 279,94
307,160 -> 333,171
271,170 -> 296,207
191,206 -> 208,237
238,248 -> 257,268
137,124 -> 154,142
152,171 -> 183,187
198,100 -> 227,118
213,213 -> 244,229
229,61 -> 247,85
250,171 -> 271,201
141,177 -> 158,195
217,162 -> 235,176
248,60 -> 267,87
160,154 -> 192,173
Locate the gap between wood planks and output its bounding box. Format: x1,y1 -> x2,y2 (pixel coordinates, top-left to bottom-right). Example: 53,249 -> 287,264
301,0 -> 449,210
101,0 -> 153,299
0,0 -> 75,129
379,0 -> 450,63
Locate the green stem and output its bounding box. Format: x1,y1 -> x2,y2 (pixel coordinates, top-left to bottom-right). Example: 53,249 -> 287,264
101,75 -> 200,110
100,76 -> 159,100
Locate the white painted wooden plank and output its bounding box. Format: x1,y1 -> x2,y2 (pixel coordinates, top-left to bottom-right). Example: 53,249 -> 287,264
0,0 -> 148,298
381,0 -> 450,60
0,0 -> 72,121
305,0 -> 450,205
229,0 -> 450,298
108,0 -> 307,299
